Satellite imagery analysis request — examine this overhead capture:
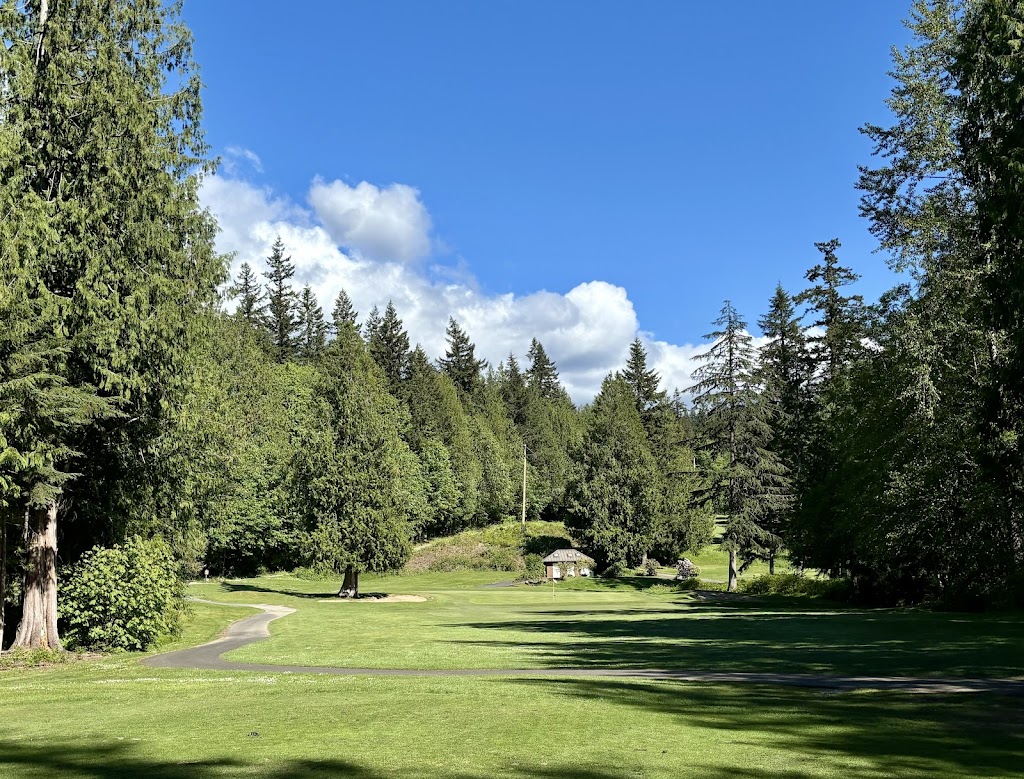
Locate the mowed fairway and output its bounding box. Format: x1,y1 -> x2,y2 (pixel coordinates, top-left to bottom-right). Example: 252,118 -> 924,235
1,573 -> 1022,779
194,573 -> 1024,678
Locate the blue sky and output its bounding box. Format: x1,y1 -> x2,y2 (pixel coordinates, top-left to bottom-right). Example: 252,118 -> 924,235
184,1 -> 912,400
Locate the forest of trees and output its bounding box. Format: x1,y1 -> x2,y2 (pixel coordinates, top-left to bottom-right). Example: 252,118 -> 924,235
1,0 -> 1022,650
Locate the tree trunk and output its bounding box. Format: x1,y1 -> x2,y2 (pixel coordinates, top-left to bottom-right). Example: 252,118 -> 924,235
727,547 -> 738,593
13,502 -> 62,650
769,552 -> 775,576
0,512 -> 7,650
337,565 -> 359,598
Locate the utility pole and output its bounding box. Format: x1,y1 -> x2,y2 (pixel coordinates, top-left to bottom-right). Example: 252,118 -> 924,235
521,443 -> 527,529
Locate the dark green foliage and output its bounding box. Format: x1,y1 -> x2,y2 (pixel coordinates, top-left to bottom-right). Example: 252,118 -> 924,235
0,0 -> 224,647
403,347 -> 482,533
739,573 -> 850,599
499,354 -> 529,426
526,339 -> 562,399
621,338 -> 665,415
362,305 -> 381,343
565,376 -> 661,568
756,284 -> 812,555
263,238 -> 300,362
331,289 -> 358,334
230,263 -> 269,331
691,302 -> 790,590
794,240 -> 867,383
368,302 -> 410,389
291,329 -> 416,575
185,316 -> 313,576
60,537 -> 184,651
439,318 -> 486,396
296,286 -> 328,360
954,0 -> 1024,596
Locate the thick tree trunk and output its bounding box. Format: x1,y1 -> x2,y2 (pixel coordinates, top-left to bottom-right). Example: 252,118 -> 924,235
0,512 -> 6,650
769,553 -> 775,576
337,565 -> 359,598
727,547 -> 738,593
13,502 -> 62,650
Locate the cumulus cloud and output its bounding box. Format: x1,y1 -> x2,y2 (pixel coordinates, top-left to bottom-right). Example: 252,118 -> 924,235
308,179 -> 432,263
201,174 -> 714,403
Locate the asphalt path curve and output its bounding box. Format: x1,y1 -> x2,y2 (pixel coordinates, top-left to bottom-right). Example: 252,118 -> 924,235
141,599 -> 1024,695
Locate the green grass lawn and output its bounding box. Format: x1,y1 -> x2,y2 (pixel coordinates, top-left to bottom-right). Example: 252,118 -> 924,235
1,574 -> 1022,778
184,572 -> 1024,678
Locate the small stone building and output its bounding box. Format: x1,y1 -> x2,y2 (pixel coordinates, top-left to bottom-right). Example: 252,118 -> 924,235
542,549 -> 593,580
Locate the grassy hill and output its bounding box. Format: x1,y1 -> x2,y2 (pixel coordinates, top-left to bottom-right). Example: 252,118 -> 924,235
405,520 -> 573,575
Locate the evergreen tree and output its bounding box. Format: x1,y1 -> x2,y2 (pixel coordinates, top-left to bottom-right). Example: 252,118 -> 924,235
690,302 -> 790,591
362,305 -> 381,343
291,327 -> 418,596
621,338 -> 665,413
953,0 -> 1024,597
369,302 -> 411,390
230,263 -> 269,331
499,354 -> 529,427
438,318 -> 486,397
263,237 -> 300,362
565,375 -> 661,569
0,0 -> 224,647
794,239 -> 867,384
757,284 -> 812,566
331,289 -> 358,335
526,339 -> 562,399
296,286 -> 328,360
403,346 -> 482,533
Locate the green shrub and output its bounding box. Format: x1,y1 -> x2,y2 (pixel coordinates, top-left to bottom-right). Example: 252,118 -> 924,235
523,553 -> 544,578
485,547 -> 521,571
292,566 -> 336,581
739,573 -> 849,599
601,561 -> 627,578
60,536 -> 184,651
676,578 -> 726,592
644,558 -> 660,576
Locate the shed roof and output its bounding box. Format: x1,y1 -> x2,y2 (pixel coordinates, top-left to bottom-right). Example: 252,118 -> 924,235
542,548 -> 593,564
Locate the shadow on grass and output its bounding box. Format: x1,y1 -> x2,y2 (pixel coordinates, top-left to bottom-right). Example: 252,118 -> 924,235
0,738 -> 666,779
447,597 -> 1024,678
506,679 -> 1024,778
216,581 -> 342,600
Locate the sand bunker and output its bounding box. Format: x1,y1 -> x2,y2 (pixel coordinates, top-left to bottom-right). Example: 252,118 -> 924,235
317,594 -> 426,603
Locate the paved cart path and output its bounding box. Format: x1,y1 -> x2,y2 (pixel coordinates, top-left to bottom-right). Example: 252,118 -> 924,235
141,599 -> 1024,695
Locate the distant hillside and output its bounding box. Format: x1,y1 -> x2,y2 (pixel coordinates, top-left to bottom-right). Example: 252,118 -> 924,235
405,521 -> 574,575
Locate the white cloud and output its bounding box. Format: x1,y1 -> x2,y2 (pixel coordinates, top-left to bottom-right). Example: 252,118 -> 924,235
223,145 -> 264,174
308,179 -> 432,263
201,174 -> 712,403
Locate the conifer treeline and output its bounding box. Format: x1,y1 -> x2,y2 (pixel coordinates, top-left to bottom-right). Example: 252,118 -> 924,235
3,0 -> 1022,653
201,239 -> 715,583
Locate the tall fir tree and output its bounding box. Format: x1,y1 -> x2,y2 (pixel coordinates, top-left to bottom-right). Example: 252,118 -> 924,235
438,318 -> 486,397
0,0 -> 224,647
499,354 -> 529,427
368,302 -> 411,390
690,302 -> 790,591
290,326 -> 419,597
230,262 -> 269,331
756,285 -> 811,568
296,286 -> 328,360
794,239 -> 867,384
526,339 -> 562,399
621,338 -> 665,414
565,375 -> 661,569
331,289 -> 358,335
362,305 -> 381,344
953,0 -> 1024,595
262,237 -> 300,362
